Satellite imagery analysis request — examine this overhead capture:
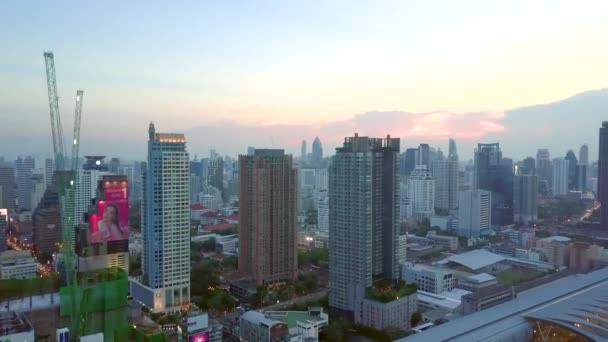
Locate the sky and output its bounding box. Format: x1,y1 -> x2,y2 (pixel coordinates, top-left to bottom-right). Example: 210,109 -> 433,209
1,1 -> 608,161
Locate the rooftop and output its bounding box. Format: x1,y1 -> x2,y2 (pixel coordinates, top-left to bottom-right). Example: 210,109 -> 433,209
465,273 -> 496,283
0,250 -> 34,261
264,308 -> 328,328
541,235 -> 572,243
417,288 -> 471,311
434,249 -> 506,271
0,311 -> 33,336
400,267 -> 608,342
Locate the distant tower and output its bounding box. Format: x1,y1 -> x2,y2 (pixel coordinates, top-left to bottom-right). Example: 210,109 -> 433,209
513,174 -> 538,225
552,158 -> 570,196
458,190 -> 491,238
433,157 -> 458,211
408,165 -> 436,219
565,150 -> 577,191
598,122 -> 608,230
536,149 -> 552,183
448,138 -> 458,161
0,164 -> 16,210
579,144 -> 589,165
301,140 -> 307,162
312,137 -> 323,166
416,144 -> 430,167
16,156 -> 35,210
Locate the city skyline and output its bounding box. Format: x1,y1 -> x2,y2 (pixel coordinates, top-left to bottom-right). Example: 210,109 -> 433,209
1,1 -> 608,160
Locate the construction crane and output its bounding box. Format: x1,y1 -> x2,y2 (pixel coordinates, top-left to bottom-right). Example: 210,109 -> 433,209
44,52 -> 66,171
71,90 -> 84,171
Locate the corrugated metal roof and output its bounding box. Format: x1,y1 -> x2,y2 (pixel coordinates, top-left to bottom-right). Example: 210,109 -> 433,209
433,249 -> 506,271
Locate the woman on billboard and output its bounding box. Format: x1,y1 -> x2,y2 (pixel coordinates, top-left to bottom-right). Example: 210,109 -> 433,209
91,203 -> 128,242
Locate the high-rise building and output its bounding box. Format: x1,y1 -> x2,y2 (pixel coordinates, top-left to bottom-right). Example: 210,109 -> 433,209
520,157 -> 536,176
400,148 -> 417,177
599,122 -> 608,230
0,209 -> 7,253
513,175 -> 538,226
565,150 -> 578,191
238,149 -> 298,286
16,156 -> 35,210
448,138 -> 458,161
458,190 -> 491,238
552,158 -> 570,196
301,139 -> 307,162
44,158 -> 54,187
0,164 -> 16,211
408,165 -> 435,219
536,149 -> 552,183
74,162 -> 112,224
317,190 -> 329,234
416,143 -> 430,167
311,136 -> 323,166
208,156 -> 225,201
110,157 -> 120,174
474,143 -> 513,225
134,123 -> 190,313
432,157 -> 458,211
30,174 -> 46,211
329,134 -> 401,319
32,185 -> 62,262
579,144 -> 589,165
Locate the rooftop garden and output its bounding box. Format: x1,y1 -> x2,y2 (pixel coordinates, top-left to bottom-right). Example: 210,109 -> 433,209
365,279 -> 417,303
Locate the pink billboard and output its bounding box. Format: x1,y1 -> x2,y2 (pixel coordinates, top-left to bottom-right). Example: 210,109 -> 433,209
90,179 -> 129,243
188,332 -> 209,342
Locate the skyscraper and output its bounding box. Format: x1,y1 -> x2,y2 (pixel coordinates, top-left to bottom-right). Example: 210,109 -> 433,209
301,139 -> 307,162
474,143 -> 501,190
474,143 -> 513,225
401,148 -> 417,176
136,123 -> 190,313
448,138 -> 458,161
74,157 -> 112,224
520,157 -> 536,176
109,157 -> 120,174
311,136 -> 323,166
408,165 -> 435,219
432,157 -> 458,212
0,209 -> 7,253
458,190 -> 491,238
552,158 -> 570,196
565,150 -> 578,191
536,149 -> 552,183
579,144 -> 589,165
238,149 -> 297,286
598,122 -> 608,230
44,158 -> 54,187
208,156 -> 225,201
30,174 -> 45,211
416,143 -> 430,167
0,164 -> 16,211
317,191 -> 329,234
513,175 -> 538,225
329,134 -> 400,319
16,156 -> 35,210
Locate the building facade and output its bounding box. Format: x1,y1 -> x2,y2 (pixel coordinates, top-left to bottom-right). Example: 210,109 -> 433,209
599,122 -> 608,230
16,156 -> 35,210
238,149 -> 298,286
457,190 -> 491,238
0,250 -> 37,279
432,157 -> 458,211
408,165 -> 435,219
513,174 -> 538,225
402,264 -> 454,294
139,123 -> 190,313
552,158 -> 569,196
329,134 -> 401,319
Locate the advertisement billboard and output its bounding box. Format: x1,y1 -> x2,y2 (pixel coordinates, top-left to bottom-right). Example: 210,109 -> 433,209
188,332 -> 209,342
90,178 -> 129,243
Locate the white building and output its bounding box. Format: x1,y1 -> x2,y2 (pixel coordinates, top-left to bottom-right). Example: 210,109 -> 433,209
402,264 -> 454,294
317,191 -> 329,234
132,123 -> 190,313
74,169 -> 112,223
408,166 -> 435,219
457,190 -> 491,238
200,193 -> 219,211
240,308 -> 329,342
552,158 -> 570,196
0,250 -> 37,280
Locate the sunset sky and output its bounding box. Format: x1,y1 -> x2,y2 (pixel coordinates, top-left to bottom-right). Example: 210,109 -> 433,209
1,1 -> 608,160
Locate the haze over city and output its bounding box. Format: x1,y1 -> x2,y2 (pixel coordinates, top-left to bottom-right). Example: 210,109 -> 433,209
2,1 -> 608,160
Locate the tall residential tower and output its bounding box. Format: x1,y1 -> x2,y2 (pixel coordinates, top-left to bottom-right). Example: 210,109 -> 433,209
329,134 -> 401,319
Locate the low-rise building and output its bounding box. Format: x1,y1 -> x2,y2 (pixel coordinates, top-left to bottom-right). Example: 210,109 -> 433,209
0,250 -> 37,280
402,264 -> 454,294
356,290 -> 418,331
457,273 -> 497,292
416,288 -> 471,313
240,308 -> 328,342
426,231 -> 459,251
180,312 -> 223,342
0,311 -> 35,342
460,284 -> 516,315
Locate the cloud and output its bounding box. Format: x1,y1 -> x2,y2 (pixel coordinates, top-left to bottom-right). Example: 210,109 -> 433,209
184,109 -> 504,156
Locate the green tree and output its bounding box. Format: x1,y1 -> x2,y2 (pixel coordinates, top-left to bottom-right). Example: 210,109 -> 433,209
411,311 -> 422,327
201,238 -> 216,252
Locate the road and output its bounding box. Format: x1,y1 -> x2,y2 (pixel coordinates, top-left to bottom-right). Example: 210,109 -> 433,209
260,289 -> 328,311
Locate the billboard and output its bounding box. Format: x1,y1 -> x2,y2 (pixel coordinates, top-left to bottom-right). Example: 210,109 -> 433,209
90,178 -> 129,243
188,332 -> 209,342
